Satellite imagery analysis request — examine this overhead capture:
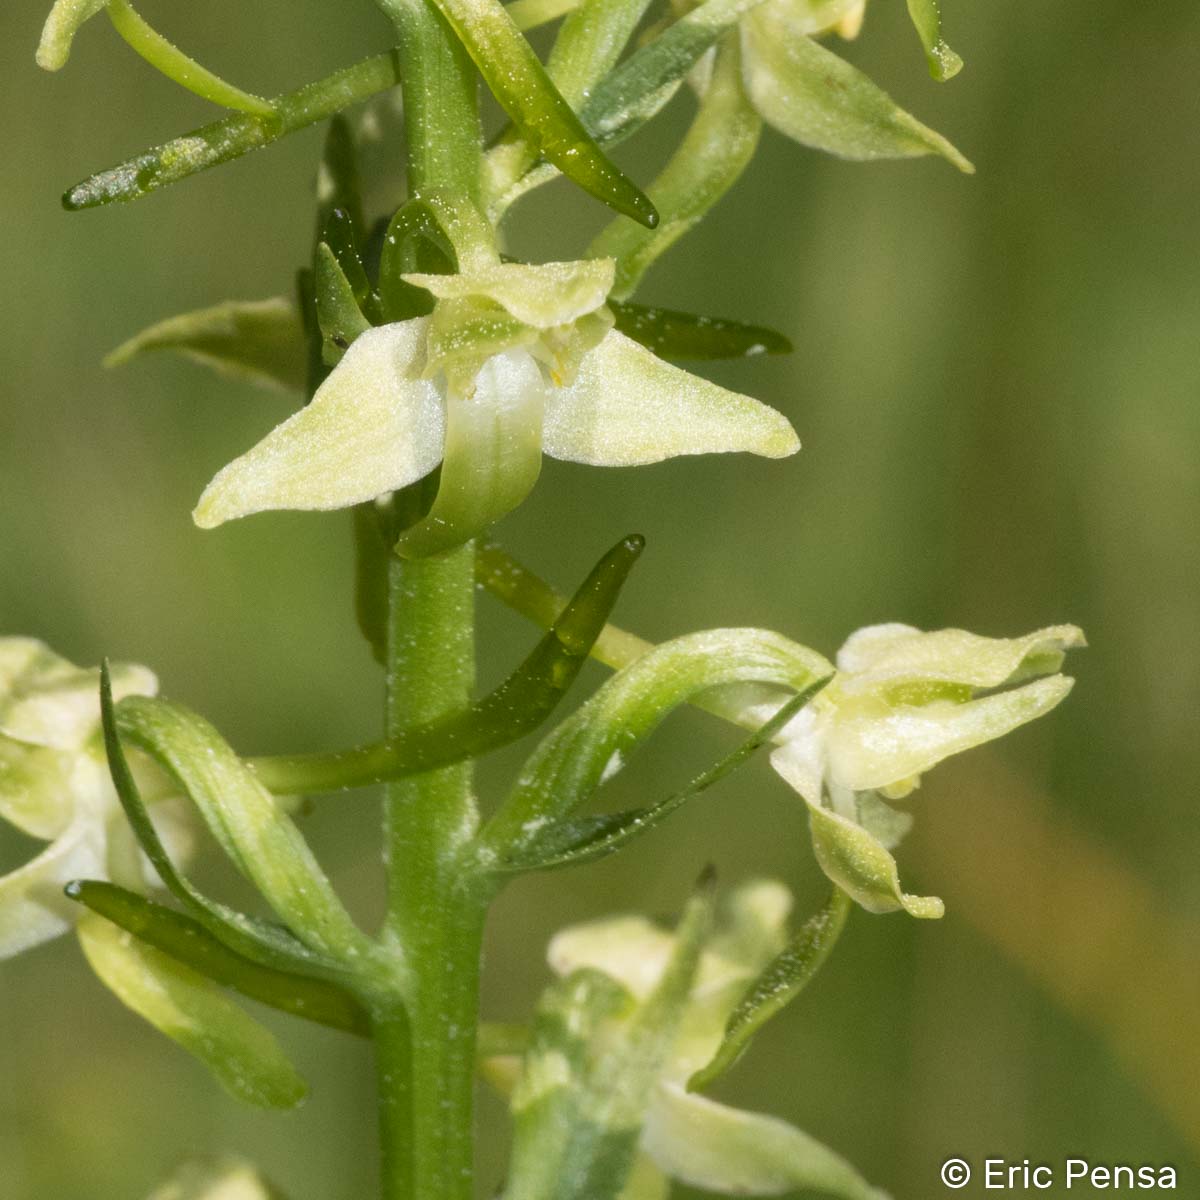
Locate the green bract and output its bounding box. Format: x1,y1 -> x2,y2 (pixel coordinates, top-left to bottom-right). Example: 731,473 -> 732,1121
764,623 -> 1086,916
493,881 -> 889,1200
0,638 -> 182,957
193,258 -> 799,543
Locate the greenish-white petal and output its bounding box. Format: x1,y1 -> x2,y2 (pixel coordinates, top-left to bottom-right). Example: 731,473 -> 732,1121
36,0 -> 109,70
828,675 -> 1076,793
709,879 -> 793,971
78,914 -> 308,1109
194,319 -> 443,528
805,799 -> 942,918
0,737 -> 78,839
404,259 -> 616,328
543,331 -> 799,466
644,1083 -> 890,1199
618,1154 -> 670,1200
0,638 -> 156,750
0,815 -> 107,957
836,623 -> 1086,692
740,8 -> 973,171
549,916 -> 679,1000
144,1156 -> 285,1200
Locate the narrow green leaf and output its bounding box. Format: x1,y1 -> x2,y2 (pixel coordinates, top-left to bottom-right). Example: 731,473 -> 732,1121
548,0 -> 656,107
314,243 -> 372,363
484,0 -> 762,218
321,209 -> 373,309
688,887 -> 851,1090
589,38 -> 761,298
316,116 -> 365,239
580,0 -> 760,144
68,880 -> 370,1036
99,664 -> 330,978
478,631 -> 832,865
505,678 -> 829,871
381,0 -> 658,226
78,912 -> 308,1109
905,0 -> 964,82
63,52 -> 402,210
105,0 -> 274,115
250,534 -> 645,792
610,301 -> 792,361
115,695 -> 370,963
741,14 -> 973,170
105,297 -> 307,393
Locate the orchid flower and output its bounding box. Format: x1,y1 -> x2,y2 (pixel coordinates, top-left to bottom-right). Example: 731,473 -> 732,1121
193,256 -> 799,554
0,637 -> 186,957
492,881 -> 889,1200
760,623 -> 1086,917
692,0 -> 970,171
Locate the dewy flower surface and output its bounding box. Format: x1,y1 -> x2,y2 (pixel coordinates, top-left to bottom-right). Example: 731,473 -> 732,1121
764,623 -> 1086,917
495,881 -> 890,1200
193,257 -> 799,531
0,638 -> 181,957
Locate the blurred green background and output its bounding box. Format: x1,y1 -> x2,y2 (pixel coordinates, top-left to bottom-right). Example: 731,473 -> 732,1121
2,0 -> 1198,1196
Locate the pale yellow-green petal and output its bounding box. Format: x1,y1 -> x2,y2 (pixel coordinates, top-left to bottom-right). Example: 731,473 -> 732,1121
403,259 -> 615,328
144,1156 -> 285,1200
805,799 -> 942,918
828,675 -> 1076,793
836,622 -> 1086,691
740,8 -> 972,171
0,737 -> 78,838
78,914 -> 308,1109
543,331 -> 799,466
709,878 -> 793,971
0,815 -> 107,957
549,916 -> 678,999
0,638 -> 156,749
36,0 -> 109,70
194,320 -> 443,528
618,1154 -> 670,1200
644,1083 -> 890,1198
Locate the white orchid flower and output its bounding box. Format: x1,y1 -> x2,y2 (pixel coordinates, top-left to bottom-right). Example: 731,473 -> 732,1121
684,0 -> 969,171
193,256 -> 799,551
495,881 -> 889,1200
0,638 -> 186,958
761,623 -> 1086,917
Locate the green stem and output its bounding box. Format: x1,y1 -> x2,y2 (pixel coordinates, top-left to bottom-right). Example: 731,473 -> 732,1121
375,542 -> 484,1200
